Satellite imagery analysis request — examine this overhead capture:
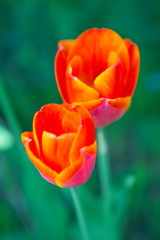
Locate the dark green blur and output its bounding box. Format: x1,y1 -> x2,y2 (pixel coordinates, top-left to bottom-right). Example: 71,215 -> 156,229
0,0 -> 160,239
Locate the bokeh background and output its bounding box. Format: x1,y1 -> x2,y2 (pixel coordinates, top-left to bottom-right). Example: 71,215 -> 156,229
0,0 -> 160,239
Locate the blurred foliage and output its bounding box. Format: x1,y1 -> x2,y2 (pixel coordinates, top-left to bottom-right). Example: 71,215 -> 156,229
0,0 -> 160,239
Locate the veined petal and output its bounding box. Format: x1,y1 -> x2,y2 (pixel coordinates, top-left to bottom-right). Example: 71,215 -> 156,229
26,140 -> 58,185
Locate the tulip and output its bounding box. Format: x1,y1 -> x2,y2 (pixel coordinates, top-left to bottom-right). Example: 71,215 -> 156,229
55,28 -> 140,127
21,104 -> 97,187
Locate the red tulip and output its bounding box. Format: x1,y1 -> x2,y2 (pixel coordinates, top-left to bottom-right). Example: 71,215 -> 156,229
21,104 -> 97,188
55,28 -> 140,127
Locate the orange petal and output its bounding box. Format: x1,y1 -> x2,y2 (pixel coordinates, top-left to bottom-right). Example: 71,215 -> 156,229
58,40 -> 75,51
94,63 -> 122,98
61,109 -> 81,133
66,56 -> 99,103
107,96 -> 131,109
67,105 -> 95,165
26,140 -> 58,185
72,98 -> 103,111
57,133 -> 76,170
33,112 -> 44,156
42,131 -> 76,173
41,131 -> 59,171
73,105 -> 95,145
21,131 -> 33,147
40,104 -> 68,136
55,40 -> 74,102
67,28 -> 130,82
107,51 -> 120,66
124,39 -> 140,96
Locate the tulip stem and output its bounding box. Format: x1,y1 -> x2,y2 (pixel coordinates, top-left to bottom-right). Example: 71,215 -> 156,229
70,188 -> 89,240
96,128 -> 111,214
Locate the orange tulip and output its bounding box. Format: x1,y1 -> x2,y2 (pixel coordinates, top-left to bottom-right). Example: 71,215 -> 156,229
21,104 -> 97,188
55,28 -> 140,127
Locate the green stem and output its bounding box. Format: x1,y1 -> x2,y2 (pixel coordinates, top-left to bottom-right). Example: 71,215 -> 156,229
96,128 -> 111,213
70,188 -> 89,240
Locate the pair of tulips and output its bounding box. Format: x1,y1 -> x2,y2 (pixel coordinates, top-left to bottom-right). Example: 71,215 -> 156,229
22,28 -> 140,188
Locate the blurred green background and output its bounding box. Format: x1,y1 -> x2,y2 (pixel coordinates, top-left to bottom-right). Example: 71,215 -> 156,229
0,0 -> 160,239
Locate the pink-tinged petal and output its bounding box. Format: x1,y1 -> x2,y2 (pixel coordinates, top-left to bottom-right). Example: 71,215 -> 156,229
89,97 -> 131,127
55,141 -> 97,188
21,131 -> 33,147
26,140 -> 58,185
124,39 -> 140,96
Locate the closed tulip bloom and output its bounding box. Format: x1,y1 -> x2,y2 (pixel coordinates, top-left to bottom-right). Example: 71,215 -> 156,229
21,104 -> 97,188
55,28 -> 140,127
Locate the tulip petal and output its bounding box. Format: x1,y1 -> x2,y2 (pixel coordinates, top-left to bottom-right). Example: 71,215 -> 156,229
67,28 -> 130,82
55,40 -> 75,102
57,133 -> 76,169
58,40 -> 74,51
73,105 -> 95,145
21,131 -> 33,147
66,56 -> 99,103
62,109 -> 81,133
55,141 -> 97,188
107,51 -> 120,66
94,63 -> 122,98
72,98 -> 103,111
89,97 -> 131,127
124,39 -> 140,96
41,131 -> 59,171
26,139 -> 58,185
40,104 -> 68,136
33,112 -> 44,156
42,131 -> 76,173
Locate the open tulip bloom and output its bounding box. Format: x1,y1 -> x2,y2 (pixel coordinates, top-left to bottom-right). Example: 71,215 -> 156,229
21,104 -> 97,188
55,28 -> 140,127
